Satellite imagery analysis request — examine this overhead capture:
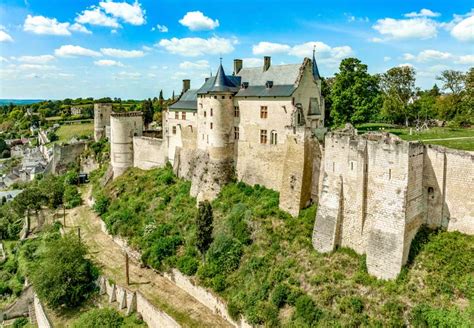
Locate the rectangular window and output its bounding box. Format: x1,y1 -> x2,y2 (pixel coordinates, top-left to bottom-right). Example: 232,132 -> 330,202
260,106 -> 268,119
260,130 -> 267,144
174,112 -> 179,119
270,131 -> 277,145
210,122 -> 213,129
182,112 -> 186,120
172,126 -> 176,134
221,96 -> 225,99
234,127 -> 239,140
210,108 -> 213,116
234,106 -> 240,117
204,111 -> 207,117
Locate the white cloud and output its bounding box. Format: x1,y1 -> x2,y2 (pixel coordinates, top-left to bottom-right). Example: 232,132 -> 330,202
398,63 -> 414,68
455,54 -> 474,64
179,60 -> 209,70
99,0 -> 145,25
372,17 -> 437,40
383,56 -> 391,62
403,53 -> 416,61
115,71 -> 141,79
18,55 -> 55,64
23,15 -> 71,35
0,56 -> 8,63
417,50 -> 452,62
253,42 -> 291,55
70,23 -> 92,34
242,57 -> 263,67
55,45 -> 102,57
76,7 -> 119,28
405,9 -> 440,18
152,24 -> 168,32
100,48 -> 144,58
450,15 -> 474,42
94,59 -> 124,67
179,11 -> 219,31
157,37 -> 236,57
0,30 -> 13,42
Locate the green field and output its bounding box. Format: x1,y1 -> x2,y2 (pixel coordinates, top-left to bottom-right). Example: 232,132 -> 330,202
56,123 -> 94,141
356,124 -> 474,151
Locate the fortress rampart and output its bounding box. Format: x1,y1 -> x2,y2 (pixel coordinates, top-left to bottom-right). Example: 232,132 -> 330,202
94,103 -> 112,141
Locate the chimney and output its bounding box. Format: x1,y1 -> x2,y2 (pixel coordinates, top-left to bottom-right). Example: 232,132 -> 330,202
182,79 -> 190,94
263,56 -> 271,71
233,59 -> 243,75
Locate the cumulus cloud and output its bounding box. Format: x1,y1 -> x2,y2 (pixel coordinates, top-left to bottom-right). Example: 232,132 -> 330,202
0,56 -> 8,63
179,60 -> 210,70
94,59 -> 124,67
18,55 -> 55,64
69,23 -> 92,34
403,53 -> 416,61
179,11 -> 219,31
152,24 -> 168,32
242,57 -> 263,67
0,29 -> 13,42
76,7 -> 119,28
100,48 -> 145,58
115,71 -> 141,79
450,14 -> 474,42
157,37 -> 236,57
99,0 -> 146,25
252,42 -> 291,55
403,50 -> 453,63
372,17 -> 437,40
455,54 -> 474,64
23,15 -> 71,35
383,56 -> 392,62
405,9 -> 440,18
55,45 -> 102,57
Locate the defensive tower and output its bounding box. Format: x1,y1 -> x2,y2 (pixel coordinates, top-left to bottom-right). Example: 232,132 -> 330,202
94,103 -> 112,141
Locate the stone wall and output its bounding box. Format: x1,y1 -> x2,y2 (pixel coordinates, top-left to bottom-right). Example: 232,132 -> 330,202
34,293 -> 52,328
133,136 -> 167,170
51,142 -> 86,174
94,103 -> 112,141
313,127 -> 473,280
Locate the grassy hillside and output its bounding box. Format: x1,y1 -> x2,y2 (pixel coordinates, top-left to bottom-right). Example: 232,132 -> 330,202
94,166 -> 473,327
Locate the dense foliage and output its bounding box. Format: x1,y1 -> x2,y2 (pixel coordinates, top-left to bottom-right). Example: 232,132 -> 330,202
29,232 -> 98,309
94,167 -> 473,326
195,201 -> 213,257
72,308 -> 146,328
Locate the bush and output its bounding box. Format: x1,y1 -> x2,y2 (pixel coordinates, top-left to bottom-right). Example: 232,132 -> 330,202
29,233 -> 98,309
293,295 -> 323,325
73,308 -> 123,328
227,299 -> 242,321
338,296 -> 364,314
12,317 -> 28,328
63,185 -> 81,208
176,255 -> 199,276
410,304 -> 470,328
93,192 -> 109,215
271,283 -> 290,308
142,235 -> 182,269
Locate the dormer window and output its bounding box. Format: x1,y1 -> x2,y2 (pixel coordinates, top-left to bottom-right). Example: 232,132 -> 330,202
265,81 -> 273,88
241,82 -> 249,89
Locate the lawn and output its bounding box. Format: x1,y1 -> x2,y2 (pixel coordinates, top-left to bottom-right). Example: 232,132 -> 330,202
56,123 -> 94,142
356,123 -> 474,151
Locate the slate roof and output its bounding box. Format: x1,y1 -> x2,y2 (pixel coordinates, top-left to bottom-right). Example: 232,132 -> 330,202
198,64 -> 241,94
169,89 -> 198,111
237,64 -> 301,86
235,85 -> 296,97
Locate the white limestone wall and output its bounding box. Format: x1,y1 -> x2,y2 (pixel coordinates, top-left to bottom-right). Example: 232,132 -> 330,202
34,293 -> 51,328
133,136 -> 166,170
94,103 -> 112,141
166,111 -> 197,165
136,291 -> 180,328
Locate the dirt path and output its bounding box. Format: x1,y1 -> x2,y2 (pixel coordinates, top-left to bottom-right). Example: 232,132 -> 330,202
64,186 -> 231,328
421,136 -> 474,141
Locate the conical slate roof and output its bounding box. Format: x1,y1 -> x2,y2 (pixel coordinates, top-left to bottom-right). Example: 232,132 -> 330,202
312,49 -> 321,80
197,63 -> 240,94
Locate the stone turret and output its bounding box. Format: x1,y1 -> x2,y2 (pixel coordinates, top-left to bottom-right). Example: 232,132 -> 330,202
110,112 -> 143,178
94,103 -> 112,141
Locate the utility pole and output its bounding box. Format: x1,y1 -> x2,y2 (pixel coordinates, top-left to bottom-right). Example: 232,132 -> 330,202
77,227 -> 81,243
125,252 -> 130,286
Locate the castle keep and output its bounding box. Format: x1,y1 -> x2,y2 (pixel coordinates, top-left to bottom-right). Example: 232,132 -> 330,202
95,54 -> 473,280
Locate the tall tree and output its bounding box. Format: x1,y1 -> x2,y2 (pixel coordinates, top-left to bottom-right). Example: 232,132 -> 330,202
380,66 -> 416,126
196,201 -> 213,258
329,58 -> 382,126
142,99 -> 153,129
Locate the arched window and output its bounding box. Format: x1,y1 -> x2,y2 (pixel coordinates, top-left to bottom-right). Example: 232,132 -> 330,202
270,131 -> 278,145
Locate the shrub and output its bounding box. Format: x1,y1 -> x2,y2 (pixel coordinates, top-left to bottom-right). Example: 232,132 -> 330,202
73,308 -> 123,328
338,296 -> 364,314
142,235 -> 182,269
176,255 -> 199,276
63,185 -> 81,208
93,192 -> 109,215
410,304 -> 470,328
293,295 -> 323,325
12,317 -> 28,328
196,201 -> 213,256
227,299 -> 242,321
271,283 -> 290,308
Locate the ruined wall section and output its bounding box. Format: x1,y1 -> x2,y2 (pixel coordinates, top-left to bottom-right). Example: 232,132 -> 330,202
94,103 -> 112,141
133,136 -> 167,170
51,142 -> 87,174
110,112 -> 143,179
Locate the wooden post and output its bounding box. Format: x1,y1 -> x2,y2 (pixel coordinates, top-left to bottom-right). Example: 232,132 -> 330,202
125,252 -> 130,286
77,227 -> 81,242
63,206 -> 66,227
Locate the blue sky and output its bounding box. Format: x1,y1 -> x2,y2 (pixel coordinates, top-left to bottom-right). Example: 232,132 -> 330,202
0,0 -> 473,99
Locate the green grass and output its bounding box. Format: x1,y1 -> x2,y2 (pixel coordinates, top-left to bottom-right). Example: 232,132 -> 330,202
56,123 -> 94,141
356,124 -> 474,151
94,166 -> 474,327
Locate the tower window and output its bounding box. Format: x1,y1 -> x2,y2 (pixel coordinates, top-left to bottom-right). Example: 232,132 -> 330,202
210,122 -> 213,129
260,130 -> 267,144
221,96 -> 225,99
260,106 -> 268,119
182,112 -> 186,120
234,127 -> 239,140
389,169 -> 392,180
270,131 -> 278,145
172,126 -> 176,134
234,106 -> 240,117
204,111 -> 207,117
210,108 -> 213,116
214,96 -> 217,99
175,112 -> 179,119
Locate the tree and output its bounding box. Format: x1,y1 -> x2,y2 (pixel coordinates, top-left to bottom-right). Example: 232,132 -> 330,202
380,66 -> 416,126
29,233 -> 98,309
437,70 -> 466,96
142,99 -> 153,129
196,201 -> 213,257
329,58 -> 382,126
12,186 -> 45,236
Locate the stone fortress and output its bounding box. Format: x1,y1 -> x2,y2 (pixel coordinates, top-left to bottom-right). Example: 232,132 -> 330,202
94,52 -> 473,280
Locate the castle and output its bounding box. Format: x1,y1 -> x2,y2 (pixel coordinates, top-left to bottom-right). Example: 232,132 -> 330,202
93,54 -> 473,280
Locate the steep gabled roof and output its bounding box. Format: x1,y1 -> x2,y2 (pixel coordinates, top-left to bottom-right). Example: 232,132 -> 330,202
237,64 -> 301,86
169,89 -> 198,111
197,64 -> 240,94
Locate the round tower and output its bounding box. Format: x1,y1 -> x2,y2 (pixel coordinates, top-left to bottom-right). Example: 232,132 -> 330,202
110,111 -> 143,178
94,103 -> 113,141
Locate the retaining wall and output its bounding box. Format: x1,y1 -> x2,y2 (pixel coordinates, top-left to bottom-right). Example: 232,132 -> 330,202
34,293 -> 51,328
